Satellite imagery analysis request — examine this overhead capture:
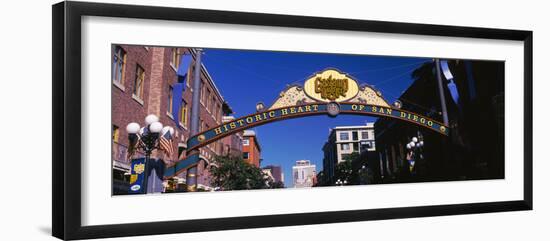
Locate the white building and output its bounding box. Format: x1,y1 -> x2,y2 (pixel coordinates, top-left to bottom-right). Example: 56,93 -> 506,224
292,160 -> 316,188
322,122 -> 376,182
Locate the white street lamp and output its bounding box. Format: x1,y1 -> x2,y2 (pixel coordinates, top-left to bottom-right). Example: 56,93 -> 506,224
168,126 -> 175,136
406,135 -> 425,176
126,114 -> 175,194
161,126 -> 171,136
126,122 -> 140,134
149,121 -> 163,133
139,127 -> 147,136
145,114 -> 159,126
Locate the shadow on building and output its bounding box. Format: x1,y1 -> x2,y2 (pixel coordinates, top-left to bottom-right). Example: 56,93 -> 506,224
371,60 -> 505,184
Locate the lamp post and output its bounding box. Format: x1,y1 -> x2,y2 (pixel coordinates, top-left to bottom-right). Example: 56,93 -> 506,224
359,164 -> 367,184
126,114 -> 174,193
406,135 -> 424,175
335,179 -> 347,186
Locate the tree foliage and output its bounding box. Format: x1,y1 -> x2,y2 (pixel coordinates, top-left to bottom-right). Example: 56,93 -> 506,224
342,152 -> 360,162
335,152 -> 371,185
269,180 -> 285,189
209,155 -> 271,190
334,160 -> 353,184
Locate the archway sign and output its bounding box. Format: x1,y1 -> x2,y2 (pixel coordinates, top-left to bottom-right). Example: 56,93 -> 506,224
164,68 -> 449,177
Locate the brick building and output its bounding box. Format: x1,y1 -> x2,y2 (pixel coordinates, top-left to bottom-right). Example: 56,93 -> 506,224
242,130 -> 262,167
111,45 -> 235,193
221,116 -> 244,157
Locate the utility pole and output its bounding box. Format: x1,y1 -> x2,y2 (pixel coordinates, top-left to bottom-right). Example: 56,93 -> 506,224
435,59 -> 449,126
187,48 -> 203,191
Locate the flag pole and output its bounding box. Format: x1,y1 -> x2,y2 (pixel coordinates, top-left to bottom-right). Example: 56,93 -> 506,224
435,58 -> 449,126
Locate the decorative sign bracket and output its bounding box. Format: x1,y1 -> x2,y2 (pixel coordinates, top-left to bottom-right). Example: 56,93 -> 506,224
269,68 -> 391,110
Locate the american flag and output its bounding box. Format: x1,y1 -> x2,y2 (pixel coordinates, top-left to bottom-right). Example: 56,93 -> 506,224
159,130 -> 174,159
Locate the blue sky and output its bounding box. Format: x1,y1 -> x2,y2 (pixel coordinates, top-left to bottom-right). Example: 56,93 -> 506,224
201,48 -> 430,187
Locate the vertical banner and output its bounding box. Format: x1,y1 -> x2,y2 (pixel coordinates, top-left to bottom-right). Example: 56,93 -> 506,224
128,158 -> 147,194
171,83 -> 185,127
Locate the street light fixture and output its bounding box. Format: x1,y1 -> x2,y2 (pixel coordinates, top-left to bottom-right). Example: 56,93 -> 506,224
145,114 -> 159,126
126,114 -> 174,193
335,179 -> 347,186
406,134 -> 424,175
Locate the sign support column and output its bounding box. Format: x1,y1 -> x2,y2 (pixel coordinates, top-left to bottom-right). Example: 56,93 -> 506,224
187,49 -> 203,191
435,59 -> 449,126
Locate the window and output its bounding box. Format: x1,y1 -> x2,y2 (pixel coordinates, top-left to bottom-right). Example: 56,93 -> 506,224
243,152 -> 249,159
133,65 -> 145,100
211,100 -> 216,118
353,142 -> 359,152
167,86 -> 173,116
186,66 -> 193,88
206,88 -> 212,110
112,46 -> 126,85
200,80 -> 206,104
179,100 -> 188,127
112,125 -> 119,143
243,139 -> 250,146
361,131 -> 369,139
339,132 -> 349,141
217,103 -> 222,119
360,141 -> 371,151
341,143 -> 350,150
210,96 -> 216,113
170,48 -> 181,68
352,131 -> 358,141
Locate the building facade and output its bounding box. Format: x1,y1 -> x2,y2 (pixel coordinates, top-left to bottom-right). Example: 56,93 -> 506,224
292,160 -> 317,188
374,60 -> 505,183
111,45 -> 233,193
220,116 -> 243,157
262,165 -> 284,184
321,122 -> 376,183
242,130 -> 262,167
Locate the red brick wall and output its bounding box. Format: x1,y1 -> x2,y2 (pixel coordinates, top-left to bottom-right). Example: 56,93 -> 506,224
243,136 -> 261,167
111,45 -> 152,154
112,45 -> 230,188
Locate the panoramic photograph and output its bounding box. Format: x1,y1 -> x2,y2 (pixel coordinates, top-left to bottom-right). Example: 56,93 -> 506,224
111,45 -> 505,195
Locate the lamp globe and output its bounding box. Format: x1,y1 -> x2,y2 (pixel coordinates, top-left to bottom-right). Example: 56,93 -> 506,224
126,122 -> 140,134
149,122 -> 163,133
145,114 -> 159,126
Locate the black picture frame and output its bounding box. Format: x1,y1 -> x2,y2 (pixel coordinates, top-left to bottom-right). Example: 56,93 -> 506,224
52,1 -> 533,240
